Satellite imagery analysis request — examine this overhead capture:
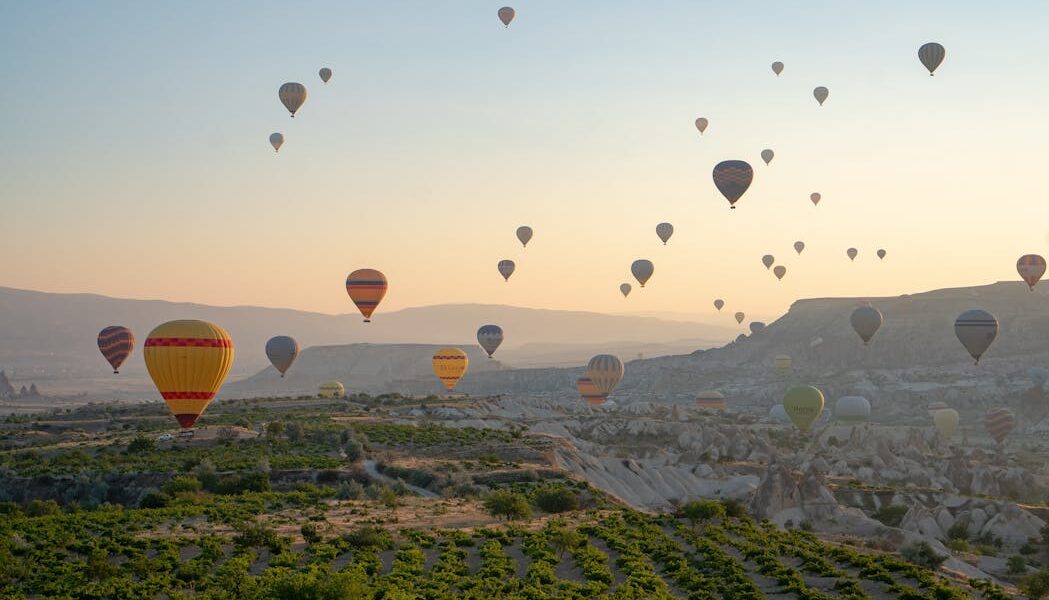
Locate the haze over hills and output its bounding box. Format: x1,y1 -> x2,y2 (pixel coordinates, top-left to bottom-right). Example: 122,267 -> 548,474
0,286 -> 735,395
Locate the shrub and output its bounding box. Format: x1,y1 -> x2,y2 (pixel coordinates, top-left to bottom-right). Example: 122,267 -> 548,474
721,499 -> 748,518
139,490 -> 170,509
900,541 -> 947,569
341,526 -> 392,550
126,436 -> 155,454
161,475 -> 202,496
680,500 -> 725,528
533,486 -> 579,514
484,490 -> 532,521
1008,554 -> 1028,574
1022,569 -> 1049,600
872,504 -> 909,528
335,480 -> 364,500
946,522 -> 969,541
301,523 -> 322,544
25,499 -> 61,516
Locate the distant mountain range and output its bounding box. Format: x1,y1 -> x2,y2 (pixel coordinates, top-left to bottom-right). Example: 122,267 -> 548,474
0,286 -> 735,395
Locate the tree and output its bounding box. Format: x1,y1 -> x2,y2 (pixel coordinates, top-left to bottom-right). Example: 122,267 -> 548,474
1008,554 -> 1028,575
300,523 -> 322,545
266,421 -> 285,438
379,486 -> 400,513
900,542 -> 947,569
126,436 -> 155,454
285,422 -> 304,442
484,490 -> 531,521
1022,569 -> 1049,600
680,500 -> 725,530
533,486 -> 579,514
548,527 -> 583,559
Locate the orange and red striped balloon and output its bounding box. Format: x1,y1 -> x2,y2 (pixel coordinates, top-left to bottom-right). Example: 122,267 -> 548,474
97,326 -> 135,374
984,407 -> 1015,444
346,269 -> 388,322
576,376 -> 605,406
1017,254 -> 1046,291
144,320 -> 234,428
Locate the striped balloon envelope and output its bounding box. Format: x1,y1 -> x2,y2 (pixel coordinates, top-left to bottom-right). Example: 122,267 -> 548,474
346,269 -> 388,322
586,354 -> 624,396
97,326 -> 135,374
712,160 -> 754,209
432,347 -> 468,391
576,376 -> 605,406
695,391 -> 726,411
1016,254 -> 1046,291
144,320 -> 234,428
476,324 -> 504,358
984,407 -> 1015,444
918,42 -> 946,75
955,309 -> 998,364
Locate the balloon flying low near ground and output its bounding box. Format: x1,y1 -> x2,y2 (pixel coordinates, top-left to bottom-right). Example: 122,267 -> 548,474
98,326 -> 134,374
265,335 -> 299,377
144,320 -> 234,429
576,376 -> 605,406
955,309 -> 998,364
586,354 -> 624,397
783,385 -> 825,432
432,348 -> 468,391
476,325 -> 504,358
851,305 -> 883,345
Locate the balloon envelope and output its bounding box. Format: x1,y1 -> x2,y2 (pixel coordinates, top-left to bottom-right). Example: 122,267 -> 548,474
265,335 -> 299,377
918,42 -> 946,75
576,376 -> 605,406
714,299 -> 724,311
847,248 -> 858,261
279,82 -> 307,117
498,6 -> 515,26
98,326 -> 135,373
810,192 -> 821,206
877,249 -> 887,260
318,381 -> 344,398
762,255 -> 774,269
319,68 -> 332,83
760,149 -> 774,165
834,396 -> 871,423
476,325 -> 504,358
712,160 -> 754,209
586,354 -> 624,396
655,222 -> 674,244
850,305 -> 883,345
694,118 -> 708,134
794,241 -> 805,255
932,408 -> 959,440
144,320 -> 234,428
771,61 -> 784,75
345,269 -> 388,322
269,132 -> 284,152
620,283 -> 632,298
773,265 -> 786,281
432,347 -> 468,391
497,260 -> 516,281
631,259 -> 654,287
695,390 -> 726,411
813,86 -> 829,105
783,386 -> 825,431
1017,254 -> 1046,290
955,309 -> 998,364
516,226 -> 533,247
984,407 -> 1015,444
734,312 -> 745,324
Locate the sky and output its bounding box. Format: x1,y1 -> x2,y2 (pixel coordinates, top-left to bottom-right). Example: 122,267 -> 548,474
2,1 -> 1049,322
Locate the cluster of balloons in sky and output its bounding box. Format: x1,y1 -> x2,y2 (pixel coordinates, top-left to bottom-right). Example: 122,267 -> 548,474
268,68 -> 333,153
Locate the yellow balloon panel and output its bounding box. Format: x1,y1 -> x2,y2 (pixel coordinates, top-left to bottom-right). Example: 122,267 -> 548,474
783,385 -> 825,432
432,347 -> 468,391
144,320 -> 234,428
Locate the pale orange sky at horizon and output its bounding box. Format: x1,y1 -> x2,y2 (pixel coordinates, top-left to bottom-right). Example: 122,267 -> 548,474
3,2 -> 1048,324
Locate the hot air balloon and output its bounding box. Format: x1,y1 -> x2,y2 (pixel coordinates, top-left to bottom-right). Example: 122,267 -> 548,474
984,407 -> 1015,444
771,61 -> 784,76
576,377 -> 606,406
774,354 -> 792,373
656,222 -> 674,245
850,305 -> 883,345
433,347 -> 468,391
932,408 -> 959,440
620,283 -> 632,298
1017,254 -> 1046,291
810,192 -> 821,206
769,404 -> 791,424
516,226 -> 533,247
1029,367 -> 1049,389
714,299 -> 725,311
695,391 -> 726,411
760,149 -> 774,165
476,325 -> 504,358
631,259 -> 654,287
955,309 -> 998,364
877,249 -> 887,260
762,255 -> 774,269
918,42 -> 945,76
265,336 -> 299,377
279,82 -> 307,117
98,326 -> 135,374
498,6 -> 515,26
813,86 -> 829,106
773,266 -> 786,281
834,396 -> 871,423
319,68 -> 332,83
345,269 -> 388,322
319,380 -> 345,398
694,118 -> 708,135
144,320 -> 234,428
498,260 -> 516,282
734,312 -> 745,324
269,132 -> 284,153
586,354 -> 624,396
847,248 -> 858,261
713,160 -> 754,209
783,386 -> 825,432
749,322 -> 766,334
794,241 -> 805,255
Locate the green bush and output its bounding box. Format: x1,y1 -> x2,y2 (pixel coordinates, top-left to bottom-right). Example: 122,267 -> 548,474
900,541 -> 947,569
1022,569 -> 1049,600
126,436 -> 155,454
533,485 -> 579,514
872,504 -> 909,528
484,490 -> 531,521
1008,554 -> 1028,574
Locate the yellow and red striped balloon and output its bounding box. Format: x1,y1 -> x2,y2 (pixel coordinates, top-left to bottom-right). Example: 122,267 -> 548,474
576,376 -> 605,406
144,320 -> 234,428
97,326 -> 135,374
432,347 -> 468,391
346,269 -> 388,322
695,391 -> 726,411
